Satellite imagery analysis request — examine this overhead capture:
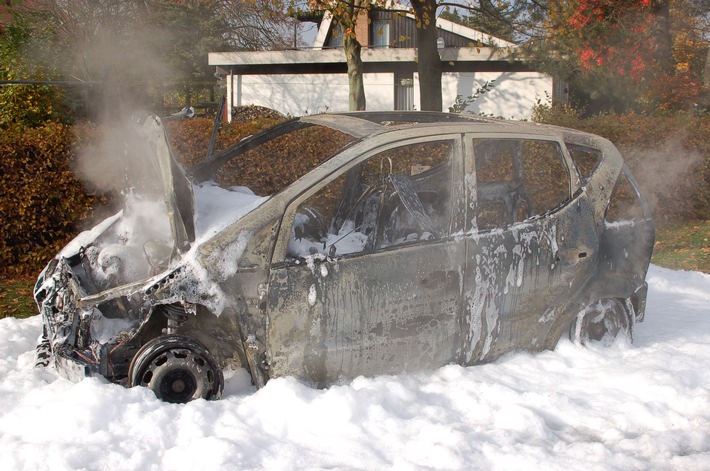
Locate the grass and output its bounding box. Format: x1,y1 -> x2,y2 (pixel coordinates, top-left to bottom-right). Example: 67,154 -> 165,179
0,278 -> 36,320
652,220 -> 710,274
1,220 -> 707,321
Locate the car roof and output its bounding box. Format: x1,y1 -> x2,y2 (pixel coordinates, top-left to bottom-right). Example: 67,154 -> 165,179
300,111 -> 502,138
188,111 -> 615,183
298,111 -> 601,143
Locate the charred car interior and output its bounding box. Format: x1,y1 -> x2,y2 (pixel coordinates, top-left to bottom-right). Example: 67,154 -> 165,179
34,112 -> 654,402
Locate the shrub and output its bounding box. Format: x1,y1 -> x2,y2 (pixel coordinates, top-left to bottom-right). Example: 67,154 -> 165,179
534,105 -> 710,222
166,116 -> 286,168
0,122 -> 98,278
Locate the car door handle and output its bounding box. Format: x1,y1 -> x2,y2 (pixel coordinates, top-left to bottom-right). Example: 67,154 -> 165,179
556,248 -> 592,264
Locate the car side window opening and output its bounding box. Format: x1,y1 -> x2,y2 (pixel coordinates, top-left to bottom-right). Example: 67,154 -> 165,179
566,143 -> 602,184
605,168 -> 646,223
286,140 -> 455,260
471,139 -> 571,231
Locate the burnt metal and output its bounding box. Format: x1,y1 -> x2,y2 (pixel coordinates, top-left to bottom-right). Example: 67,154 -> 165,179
34,111 -> 654,401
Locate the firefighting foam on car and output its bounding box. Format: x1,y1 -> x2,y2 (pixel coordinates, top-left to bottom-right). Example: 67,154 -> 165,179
34,111 -> 654,402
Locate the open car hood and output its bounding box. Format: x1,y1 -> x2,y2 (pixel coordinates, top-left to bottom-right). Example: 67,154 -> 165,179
140,116 -> 195,252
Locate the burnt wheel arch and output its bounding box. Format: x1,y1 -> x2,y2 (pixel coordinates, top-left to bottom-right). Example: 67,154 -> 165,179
570,298 -> 633,346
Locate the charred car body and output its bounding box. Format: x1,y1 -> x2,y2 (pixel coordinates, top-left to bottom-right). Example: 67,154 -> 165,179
34,112 -> 654,402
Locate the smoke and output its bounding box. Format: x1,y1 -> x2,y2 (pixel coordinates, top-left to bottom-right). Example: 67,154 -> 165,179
622,137 -> 706,221
55,1 -> 182,219
64,23 -> 176,122
72,117 -> 176,285
73,118 -> 167,196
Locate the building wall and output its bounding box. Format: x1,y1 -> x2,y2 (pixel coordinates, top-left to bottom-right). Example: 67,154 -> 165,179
228,71 -> 552,120
431,72 -> 554,119
230,73 -> 394,117
367,11 -> 476,49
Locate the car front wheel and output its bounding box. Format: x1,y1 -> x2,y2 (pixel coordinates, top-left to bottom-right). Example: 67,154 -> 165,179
128,335 -> 224,403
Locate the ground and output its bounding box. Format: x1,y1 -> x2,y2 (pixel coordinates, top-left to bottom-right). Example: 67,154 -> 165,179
0,264 -> 708,470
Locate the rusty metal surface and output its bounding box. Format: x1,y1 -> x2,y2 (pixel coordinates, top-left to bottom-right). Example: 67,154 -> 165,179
34,112 -> 654,397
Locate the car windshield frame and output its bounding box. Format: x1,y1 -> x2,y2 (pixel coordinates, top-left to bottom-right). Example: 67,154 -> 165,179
187,118 -> 308,182
186,115 -> 383,185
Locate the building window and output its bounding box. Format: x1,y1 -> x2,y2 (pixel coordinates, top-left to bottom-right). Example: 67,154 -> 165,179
395,76 -> 414,110
372,20 -> 390,48
328,24 -> 344,48
553,79 -> 569,104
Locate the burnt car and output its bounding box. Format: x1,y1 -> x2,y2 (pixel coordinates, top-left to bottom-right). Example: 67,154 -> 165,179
34,112 -> 654,403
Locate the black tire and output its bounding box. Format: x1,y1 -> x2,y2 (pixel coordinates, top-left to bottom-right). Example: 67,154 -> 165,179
570,299 -> 633,346
128,335 -> 224,403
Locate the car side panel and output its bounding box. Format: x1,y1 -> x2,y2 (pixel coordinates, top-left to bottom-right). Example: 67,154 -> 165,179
461,194 -> 600,362
266,240 -> 465,387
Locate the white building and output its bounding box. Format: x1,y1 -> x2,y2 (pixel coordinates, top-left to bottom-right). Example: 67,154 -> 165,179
209,8 -> 563,121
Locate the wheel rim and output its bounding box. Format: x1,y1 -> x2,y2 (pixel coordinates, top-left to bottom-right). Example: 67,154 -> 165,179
138,348 -> 214,403
582,311 -> 621,342
573,299 -> 630,346
129,336 -> 223,403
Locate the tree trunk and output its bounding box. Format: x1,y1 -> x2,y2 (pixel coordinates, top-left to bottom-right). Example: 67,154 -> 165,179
704,46 -> 710,90
703,46 -> 710,106
344,34 -> 366,111
652,0 -> 673,75
412,0 -> 442,111
184,82 -> 192,107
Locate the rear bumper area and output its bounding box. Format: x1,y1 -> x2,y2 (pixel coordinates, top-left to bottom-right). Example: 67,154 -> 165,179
631,282 -> 648,323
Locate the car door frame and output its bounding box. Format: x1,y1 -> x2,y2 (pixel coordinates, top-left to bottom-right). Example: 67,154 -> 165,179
264,130 -> 468,386
459,131 -> 600,362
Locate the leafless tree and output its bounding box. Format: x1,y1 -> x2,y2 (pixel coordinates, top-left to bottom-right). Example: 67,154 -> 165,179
219,0 -> 298,51
23,0 -> 294,117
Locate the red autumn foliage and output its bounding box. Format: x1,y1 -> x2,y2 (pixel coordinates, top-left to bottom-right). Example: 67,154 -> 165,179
571,0 -> 656,79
